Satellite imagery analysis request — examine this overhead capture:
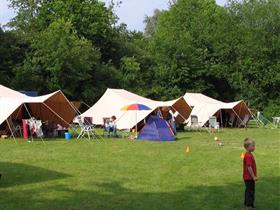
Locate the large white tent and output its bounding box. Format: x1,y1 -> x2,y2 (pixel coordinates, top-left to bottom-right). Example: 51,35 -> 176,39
184,93 -> 251,127
0,85 -> 76,133
80,88 -> 191,130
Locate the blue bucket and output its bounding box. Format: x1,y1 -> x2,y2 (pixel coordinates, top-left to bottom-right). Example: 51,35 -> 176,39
65,132 -> 71,140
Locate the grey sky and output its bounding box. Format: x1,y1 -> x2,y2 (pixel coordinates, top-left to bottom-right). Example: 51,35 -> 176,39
0,0 -> 227,31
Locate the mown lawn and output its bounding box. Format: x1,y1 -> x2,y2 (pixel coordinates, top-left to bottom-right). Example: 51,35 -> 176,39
0,128 -> 279,210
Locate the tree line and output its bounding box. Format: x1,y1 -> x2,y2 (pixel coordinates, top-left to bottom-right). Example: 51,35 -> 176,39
0,0 -> 279,118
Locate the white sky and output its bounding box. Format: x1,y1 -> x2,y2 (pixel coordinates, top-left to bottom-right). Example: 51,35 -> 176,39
0,0 -> 227,31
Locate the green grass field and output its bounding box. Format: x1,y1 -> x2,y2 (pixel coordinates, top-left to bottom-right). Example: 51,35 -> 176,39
0,128 -> 279,210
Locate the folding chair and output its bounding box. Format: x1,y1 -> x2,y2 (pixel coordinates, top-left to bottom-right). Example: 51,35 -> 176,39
77,117 -> 99,140
209,116 -> 219,132
84,117 -> 93,126
68,116 -> 81,137
255,112 -> 276,128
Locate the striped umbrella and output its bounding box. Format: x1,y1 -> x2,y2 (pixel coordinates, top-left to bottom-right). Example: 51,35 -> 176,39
121,104 -> 151,111
121,103 -> 151,137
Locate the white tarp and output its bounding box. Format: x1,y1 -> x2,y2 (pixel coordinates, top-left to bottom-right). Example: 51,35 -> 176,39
184,93 -> 251,126
80,89 -> 191,130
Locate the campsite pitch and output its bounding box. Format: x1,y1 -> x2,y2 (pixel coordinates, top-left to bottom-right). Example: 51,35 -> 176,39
0,128 -> 279,210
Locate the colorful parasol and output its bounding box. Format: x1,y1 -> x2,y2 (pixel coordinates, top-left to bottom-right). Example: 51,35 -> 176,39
121,104 -> 151,111
121,103 -> 151,138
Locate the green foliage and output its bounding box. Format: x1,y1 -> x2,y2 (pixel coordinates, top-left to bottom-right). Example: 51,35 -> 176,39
140,0 -> 280,113
144,0 -> 235,100
0,27 -> 27,86
263,100 -> 280,119
1,0 -> 279,117
222,0 -> 280,110
7,0 -> 123,102
16,19 -> 96,98
120,57 -> 143,91
144,9 -> 162,37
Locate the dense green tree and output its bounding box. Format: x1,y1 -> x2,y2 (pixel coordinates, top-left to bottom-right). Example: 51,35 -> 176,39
15,19 -> 96,99
8,0 -> 123,102
142,0 -> 280,117
146,0 -> 231,99
224,0 -> 280,115
0,27 -> 27,86
144,9 -> 162,37
1,0 -> 279,118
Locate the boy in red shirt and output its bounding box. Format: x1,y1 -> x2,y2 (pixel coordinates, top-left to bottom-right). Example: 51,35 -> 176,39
243,138 -> 258,210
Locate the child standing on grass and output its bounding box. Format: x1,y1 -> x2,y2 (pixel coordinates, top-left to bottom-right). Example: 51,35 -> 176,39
243,138 -> 258,210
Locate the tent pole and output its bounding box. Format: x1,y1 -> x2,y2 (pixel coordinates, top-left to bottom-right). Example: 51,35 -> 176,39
220,109 -> 223,129
81,101 -> 91,109
136,110 -> 138,138
43,102 -> 91,141
238,104 -> 242,127
23,104 -> 46,144
59,91 -> 82,115
23,104 -> 34,143
42,103 -> 70,126
58,92 -> 96,138
6,119 -> 17,143
14,105 -> 23,120
232,108 -> 246,128
23,103 -> 32,120
63,100 -> 82,137
171,106 -> 188,122
115,111 -> 126,124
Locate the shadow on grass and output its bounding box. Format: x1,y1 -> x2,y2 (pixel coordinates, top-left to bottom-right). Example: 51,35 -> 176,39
0,162 -> 70,188
1,176 -> 279,210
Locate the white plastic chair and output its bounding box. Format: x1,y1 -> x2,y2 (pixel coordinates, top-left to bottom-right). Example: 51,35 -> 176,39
209,116 -> 219,132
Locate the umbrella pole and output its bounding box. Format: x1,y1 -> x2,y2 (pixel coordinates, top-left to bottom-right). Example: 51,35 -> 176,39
136,110 -> 137,138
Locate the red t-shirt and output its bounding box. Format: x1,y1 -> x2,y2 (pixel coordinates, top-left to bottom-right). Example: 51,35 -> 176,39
243,152 -> 257,180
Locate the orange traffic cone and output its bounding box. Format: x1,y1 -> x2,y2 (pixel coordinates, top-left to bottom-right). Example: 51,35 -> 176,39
185,147 -> 192,153
240,152 -> 245,159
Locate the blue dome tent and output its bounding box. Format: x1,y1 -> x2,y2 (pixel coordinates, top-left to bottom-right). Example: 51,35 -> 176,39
137,115 -> 176,141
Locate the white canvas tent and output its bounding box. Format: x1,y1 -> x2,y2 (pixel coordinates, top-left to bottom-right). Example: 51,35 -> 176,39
184,93 -> 251,127
80,89 -> 192,130
0,85 -> 76,135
